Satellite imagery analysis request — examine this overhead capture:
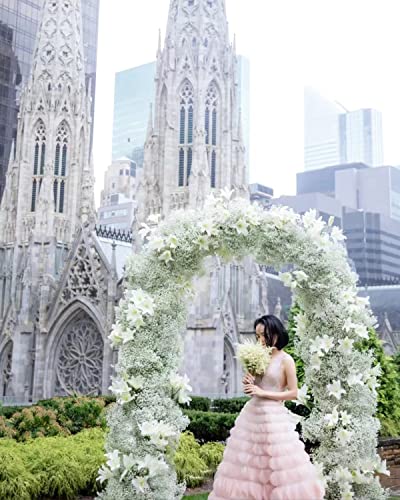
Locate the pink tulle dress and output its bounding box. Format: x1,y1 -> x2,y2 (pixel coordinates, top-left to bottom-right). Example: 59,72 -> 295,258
209,350 -> 325,500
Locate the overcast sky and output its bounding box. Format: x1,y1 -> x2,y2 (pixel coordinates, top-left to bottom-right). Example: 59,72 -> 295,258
93,0 -> 400,205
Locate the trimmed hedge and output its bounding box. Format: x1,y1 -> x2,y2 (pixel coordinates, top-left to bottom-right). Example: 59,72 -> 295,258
184,410 -> 238,443
185,396 -> 212,412
212,397 -> 249,414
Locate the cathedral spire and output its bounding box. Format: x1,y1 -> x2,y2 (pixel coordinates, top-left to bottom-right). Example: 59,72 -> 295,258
29,0 -> 86,92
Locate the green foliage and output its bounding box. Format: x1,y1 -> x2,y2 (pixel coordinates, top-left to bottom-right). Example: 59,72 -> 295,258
184,410 -> 237,443
285,304 -> 305,386
0,416 -> 16,439
174,432 -> 210,488
10,406 -> 69,441
185,396 -> 211,412
359,329 -> 400,437
0,405 -> 26,419
198,442 -> 225,474
0,428 -> 105,499
212,397 -> 249,414
36,396 -> 107,434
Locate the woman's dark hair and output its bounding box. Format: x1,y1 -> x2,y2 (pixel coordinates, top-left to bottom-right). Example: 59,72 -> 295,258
253,315 -> 289,350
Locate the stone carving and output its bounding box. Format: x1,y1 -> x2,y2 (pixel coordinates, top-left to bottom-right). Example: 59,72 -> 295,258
62,242 -> 105,305
0,342 -> 12,397
54,314 -> 103,396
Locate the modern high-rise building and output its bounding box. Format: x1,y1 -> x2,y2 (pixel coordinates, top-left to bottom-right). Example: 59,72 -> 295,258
111,56 -> 250,168
304,87 -> 384,171
304,86 -> 342,171
0,0 -> 100,201
339,109 -> 383,167
112,61 -> 157,163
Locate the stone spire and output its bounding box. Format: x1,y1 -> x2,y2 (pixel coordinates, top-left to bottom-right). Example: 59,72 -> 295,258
0,0 -> 94,248
136,0 -> 247,226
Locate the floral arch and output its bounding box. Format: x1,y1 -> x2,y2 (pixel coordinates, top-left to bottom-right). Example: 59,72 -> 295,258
100,192 -> 387,500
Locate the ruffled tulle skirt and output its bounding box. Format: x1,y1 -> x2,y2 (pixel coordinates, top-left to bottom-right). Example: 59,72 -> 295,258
209,398 -> 325,500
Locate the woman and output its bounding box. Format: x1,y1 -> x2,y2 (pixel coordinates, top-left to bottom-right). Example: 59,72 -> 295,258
209,315 -> 325,500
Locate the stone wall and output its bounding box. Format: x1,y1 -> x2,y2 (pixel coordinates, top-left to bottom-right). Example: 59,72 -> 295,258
378,437 -> 400,492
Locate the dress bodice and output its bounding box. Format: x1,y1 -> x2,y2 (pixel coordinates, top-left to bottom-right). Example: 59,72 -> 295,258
256,350 -> 288,392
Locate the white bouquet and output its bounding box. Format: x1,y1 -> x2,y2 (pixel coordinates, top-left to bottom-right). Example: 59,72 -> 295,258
237,341 -> 272,376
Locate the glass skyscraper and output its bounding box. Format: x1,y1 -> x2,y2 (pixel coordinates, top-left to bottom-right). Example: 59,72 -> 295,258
0,0 -> 100,200
112,56 -> 251,168
112,61 -> 157,163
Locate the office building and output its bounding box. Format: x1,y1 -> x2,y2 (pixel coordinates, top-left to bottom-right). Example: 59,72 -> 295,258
304,87 -> 384,171
98,158 -> 137,231
0,0 -> 100,201
249,183 -> 274,208
112,56 -> 250,168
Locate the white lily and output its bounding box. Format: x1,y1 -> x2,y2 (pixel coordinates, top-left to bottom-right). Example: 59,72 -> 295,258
375,459 -> 390,476
138,223 -> 152,240
327,380 -> 346,400
334,466 -> 352,484
97,465 -> 114,484
106,450 -> 121,472
234,218 -> 249,235
338,337 -> 354,355
131,476 -> 149,493
347,371 -> 364,387
331,226 -> 346,242
159,250 -> 174,263
295,384 -> 310,406
147,213 -> 161,225
310,353 -> 322,371
120,453 -> 136,481
354,324 -> 369,339
137,454 -> 169,478
148,236 -> 165,252
196,235 -> 210,251
336,427 -> 353,445
340,410 -> 352,427
166,234 -> 178,249
324,407 -> 339,428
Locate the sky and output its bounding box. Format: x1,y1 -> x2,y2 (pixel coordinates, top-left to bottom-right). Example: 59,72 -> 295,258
93,0 -> 400,206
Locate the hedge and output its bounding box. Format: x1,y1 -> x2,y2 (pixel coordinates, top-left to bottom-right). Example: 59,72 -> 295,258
184,410 -> 238,443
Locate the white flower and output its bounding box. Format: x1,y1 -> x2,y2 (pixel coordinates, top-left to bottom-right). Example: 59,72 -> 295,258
97,465 -> 114,484
196,235 -> 210,251
279,272 -> 296,289
320,335 -> 334,353
375,459 -> 390,476
352,470 -> 373,485
234,218 -> 249,235
170,373 -> 193,405
336,427 -> 353,445
109,378 -> 130,396
147,213 -> 161,225
310,353 -> 322,371
131,476 -> 149,493
342,318 -> 354,333
293,270 -> 308,282
347,371 -> 364,387
331,226 -> 346,242
295,312 -> 308,338
338,337 -> 354,355
106,450 -> 121,472
137,455 -> 169,478
148,236 -> 165,252
295,384 -> 310,406
139,420 -> 177,450
120,453 -> 136,481
127,376 -> 144,391
354,324 -> 369,339
327,380 -> 346,400
340,410 -> 352,427
166,234 -> 178,249
341,490 -> 354,500
324,407 -> 339,428
120,328 -> 135,344
159,250 -> 174,263
334,466 -> 352,484
199,220 -> 216,236
126,306 -> 144,327
328,215 -> 335,227
108,323 -> 124,347
310,335 -> 333,356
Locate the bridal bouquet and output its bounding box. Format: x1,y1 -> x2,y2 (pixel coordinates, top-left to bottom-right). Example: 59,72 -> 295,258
237,341 -> 272,376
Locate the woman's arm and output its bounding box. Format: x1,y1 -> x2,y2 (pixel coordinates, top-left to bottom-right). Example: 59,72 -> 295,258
244,356 -> 298,401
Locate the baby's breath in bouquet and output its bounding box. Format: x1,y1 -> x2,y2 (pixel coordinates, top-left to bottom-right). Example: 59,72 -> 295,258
237,341 -> 272,376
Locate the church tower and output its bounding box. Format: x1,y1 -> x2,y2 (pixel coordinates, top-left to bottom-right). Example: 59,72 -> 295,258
0,0 -> 96,399
136,0 -> 248,223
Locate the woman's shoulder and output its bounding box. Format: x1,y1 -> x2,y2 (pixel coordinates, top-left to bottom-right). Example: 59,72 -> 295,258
281,351 -> 295,365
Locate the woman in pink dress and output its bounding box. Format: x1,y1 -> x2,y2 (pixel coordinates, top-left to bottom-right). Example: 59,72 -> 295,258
209,315 -> 325,500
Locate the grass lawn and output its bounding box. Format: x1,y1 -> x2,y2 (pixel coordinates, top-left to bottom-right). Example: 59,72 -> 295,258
183,495 -> 209,500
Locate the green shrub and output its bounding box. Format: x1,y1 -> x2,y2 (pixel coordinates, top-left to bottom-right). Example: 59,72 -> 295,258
10,406 -> 69,441
174,432 -> 210,488
212,397 -> 249,414
0,428 -> 105,499
184,410 -> 237,443
0,405 -> 27,419
185,396 -> 211,412
36,396 -> 107,434
0,416 -> 16,439
198,442 -> 225,473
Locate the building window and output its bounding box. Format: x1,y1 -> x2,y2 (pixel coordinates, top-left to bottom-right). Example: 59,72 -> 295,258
178,80 -> 194,187
31,120 -> 46,212
53,121 -> 69,214
205,82 -> 219,188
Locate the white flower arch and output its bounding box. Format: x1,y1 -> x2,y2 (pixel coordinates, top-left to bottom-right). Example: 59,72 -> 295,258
100,192 -> 387,500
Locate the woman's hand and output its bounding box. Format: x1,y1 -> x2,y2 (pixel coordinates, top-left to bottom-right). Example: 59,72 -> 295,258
243,384 -> 264,397
242,373 -> 255,385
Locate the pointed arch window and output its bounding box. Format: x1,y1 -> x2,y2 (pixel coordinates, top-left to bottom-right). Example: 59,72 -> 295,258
53,121 -> 69,214
178,81 -> 194,187
205,82 -> 219,188
31,120 -> 46,212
